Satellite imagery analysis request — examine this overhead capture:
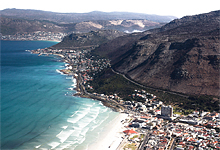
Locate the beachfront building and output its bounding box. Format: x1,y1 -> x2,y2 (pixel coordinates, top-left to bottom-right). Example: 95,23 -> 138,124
161,105 -> 173,118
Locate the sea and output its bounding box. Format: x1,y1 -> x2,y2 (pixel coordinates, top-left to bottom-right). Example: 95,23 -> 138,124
1,40 -> 119,150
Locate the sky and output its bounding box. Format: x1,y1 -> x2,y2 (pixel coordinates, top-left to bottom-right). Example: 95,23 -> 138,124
1,0 -> 219,18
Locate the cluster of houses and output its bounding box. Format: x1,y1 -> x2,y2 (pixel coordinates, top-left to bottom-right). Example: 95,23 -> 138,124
56,49 -> 111,84
92,93 -> 121,100
124,90 -> 167,115
124,107 -> 220,149
145,130 -> 172,150
31,48 -> 111,80
104,89 -> 220,149
1,31 -> 66,41
129,114 -> 164,130
166,122 -> 220,149
120,106 -> 220,149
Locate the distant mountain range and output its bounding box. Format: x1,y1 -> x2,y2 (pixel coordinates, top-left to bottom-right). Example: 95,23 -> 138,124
0,9 -> 176,35
0,9 -> 177,23
0,16 -> 164,35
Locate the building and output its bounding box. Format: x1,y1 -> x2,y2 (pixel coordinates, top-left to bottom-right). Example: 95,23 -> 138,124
161,105 -> 173,118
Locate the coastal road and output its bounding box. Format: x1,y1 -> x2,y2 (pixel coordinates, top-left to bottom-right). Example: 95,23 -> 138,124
168,137 -> 176,150
77,73 -> 126,111
139,133 -> 150,150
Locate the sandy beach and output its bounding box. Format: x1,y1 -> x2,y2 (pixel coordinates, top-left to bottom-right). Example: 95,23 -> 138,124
88,113 -> 129,150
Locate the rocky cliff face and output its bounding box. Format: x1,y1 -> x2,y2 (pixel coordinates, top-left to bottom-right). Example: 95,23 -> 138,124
97,10 -> 220,96
70,19 -> 162,33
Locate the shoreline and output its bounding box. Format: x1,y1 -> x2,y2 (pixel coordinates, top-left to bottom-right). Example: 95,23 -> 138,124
56,66 -> 131,150
88,113 -> 129,150
73,74 -> 124,112
1,39 -> 61,42
71,72 -> 132,150
46,50 -> 131,150
47,56 -> 127,150
30,49 -> 122,112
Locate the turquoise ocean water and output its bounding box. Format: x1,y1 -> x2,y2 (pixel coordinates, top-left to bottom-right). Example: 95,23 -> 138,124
1,41 -> 118,150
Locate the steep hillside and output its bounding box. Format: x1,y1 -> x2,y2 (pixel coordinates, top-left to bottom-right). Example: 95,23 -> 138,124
51,30 -> 126,49
95,10 -> 220,96
92,32 -> 147,63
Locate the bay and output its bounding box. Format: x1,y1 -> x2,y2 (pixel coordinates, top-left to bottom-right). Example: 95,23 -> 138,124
1,41 -> 118,150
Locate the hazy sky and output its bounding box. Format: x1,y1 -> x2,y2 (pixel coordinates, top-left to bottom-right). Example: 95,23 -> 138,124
1,0 -> 219,18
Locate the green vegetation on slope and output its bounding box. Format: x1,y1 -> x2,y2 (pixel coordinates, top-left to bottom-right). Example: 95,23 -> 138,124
86,68 -> 219,114
86,68 -> 141,99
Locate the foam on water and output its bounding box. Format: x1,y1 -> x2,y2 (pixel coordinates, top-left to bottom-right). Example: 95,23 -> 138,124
48,142 -> 60,149
68,87 -> 74,90
35,145 -> 41,148
67,109 -> 90,124
56,129 -> 75,143
42,101 -> 117,150
61,126 -> 68,129
56,69 -> 65,75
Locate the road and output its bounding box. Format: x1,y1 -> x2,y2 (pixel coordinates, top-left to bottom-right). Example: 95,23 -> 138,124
77,73 -> 125,111
168,137 -> 176,150
111,68 -> 189,98
139,133 -> 150,150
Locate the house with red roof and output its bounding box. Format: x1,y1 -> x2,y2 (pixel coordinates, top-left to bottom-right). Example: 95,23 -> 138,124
123,129 -> 138,135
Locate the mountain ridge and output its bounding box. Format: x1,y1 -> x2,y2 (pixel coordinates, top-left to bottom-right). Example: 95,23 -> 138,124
147,10 -> 220,34
51,30 -> 126,49
93,10 -> 220,97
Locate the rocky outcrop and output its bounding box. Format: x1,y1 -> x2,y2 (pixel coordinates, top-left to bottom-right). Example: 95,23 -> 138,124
51,30 -> 126,49
70,19 -> 162,33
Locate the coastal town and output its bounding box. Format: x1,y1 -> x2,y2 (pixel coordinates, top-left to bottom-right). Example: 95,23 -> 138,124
31,48 -> 220,150
0,31 -> 67,42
